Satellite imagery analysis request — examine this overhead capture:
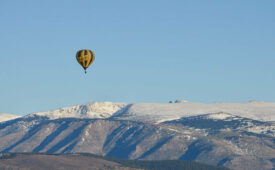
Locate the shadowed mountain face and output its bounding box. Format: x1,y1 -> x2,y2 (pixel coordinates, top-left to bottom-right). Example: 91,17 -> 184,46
0,113 -> 274,170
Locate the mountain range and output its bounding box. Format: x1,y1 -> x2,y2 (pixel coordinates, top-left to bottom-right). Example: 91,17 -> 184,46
0,101 -> 274,170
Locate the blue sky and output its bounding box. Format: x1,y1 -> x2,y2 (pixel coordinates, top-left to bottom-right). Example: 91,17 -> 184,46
0,0 -> 274,115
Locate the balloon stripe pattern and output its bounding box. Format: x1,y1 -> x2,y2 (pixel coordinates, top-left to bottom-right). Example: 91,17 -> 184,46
76,49 -> 95,73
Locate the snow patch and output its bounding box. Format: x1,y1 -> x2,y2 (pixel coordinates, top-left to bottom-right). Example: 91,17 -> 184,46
0,113 -> 21,122
206,113 -> 234,119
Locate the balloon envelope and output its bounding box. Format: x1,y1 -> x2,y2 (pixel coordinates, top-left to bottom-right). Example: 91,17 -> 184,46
76,49 -> 95,73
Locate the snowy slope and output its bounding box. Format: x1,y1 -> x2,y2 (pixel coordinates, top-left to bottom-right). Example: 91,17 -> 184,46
29,102 -> 128,119
26,101 -> 275,122
113,101 -> 275,122
0,113 -> 21,122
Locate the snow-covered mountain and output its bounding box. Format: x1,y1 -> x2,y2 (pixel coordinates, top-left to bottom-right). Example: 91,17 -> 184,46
28,101 -> 275,122
1,101 -> 275,170
0,113 -> 21,122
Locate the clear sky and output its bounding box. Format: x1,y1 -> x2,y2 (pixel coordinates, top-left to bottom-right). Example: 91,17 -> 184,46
0,0 -> 274,115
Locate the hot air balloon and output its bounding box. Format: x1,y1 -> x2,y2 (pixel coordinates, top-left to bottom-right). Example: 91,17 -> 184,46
76,49 -> 95,73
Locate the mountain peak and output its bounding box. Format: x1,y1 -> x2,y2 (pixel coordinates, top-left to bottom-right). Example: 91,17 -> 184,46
29,102 -> 129,120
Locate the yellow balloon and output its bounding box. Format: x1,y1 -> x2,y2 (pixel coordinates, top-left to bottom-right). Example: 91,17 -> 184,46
76,49 -> 95,73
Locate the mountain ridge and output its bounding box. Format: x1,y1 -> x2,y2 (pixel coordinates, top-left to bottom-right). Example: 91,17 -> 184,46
23,101 -> 275,122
